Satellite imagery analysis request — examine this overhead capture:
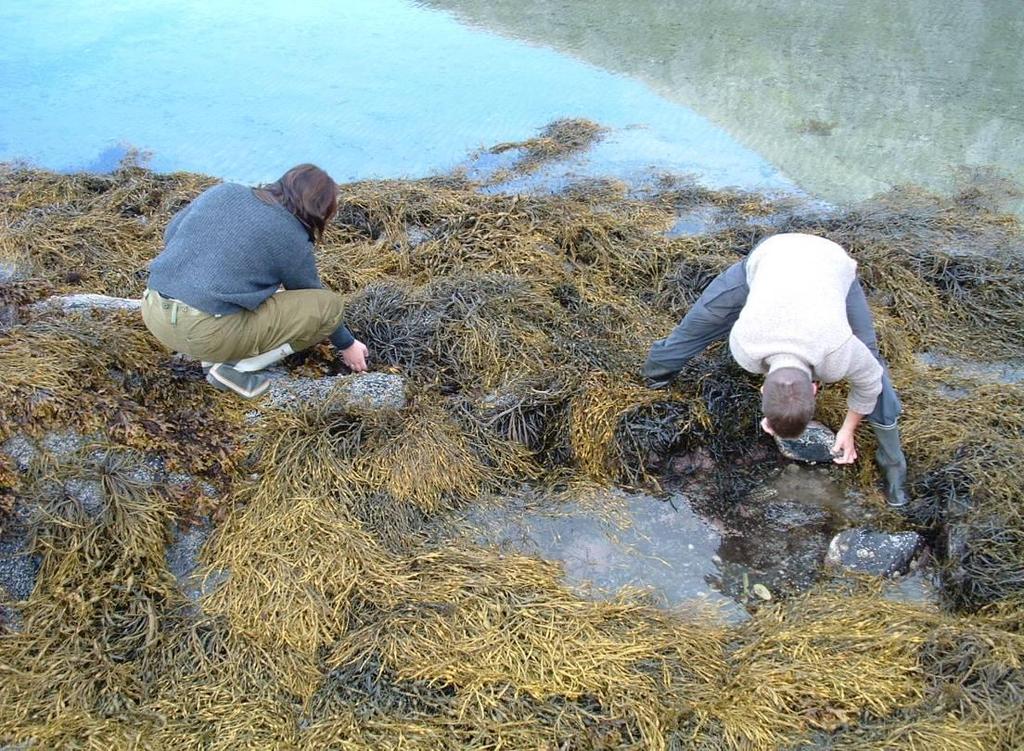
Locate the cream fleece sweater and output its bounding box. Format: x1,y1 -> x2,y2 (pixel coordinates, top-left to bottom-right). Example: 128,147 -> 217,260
728,233 -> 883,415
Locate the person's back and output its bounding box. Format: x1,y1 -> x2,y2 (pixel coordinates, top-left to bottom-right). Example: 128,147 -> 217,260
148,182 -> 315,315
728,233 -> 859,377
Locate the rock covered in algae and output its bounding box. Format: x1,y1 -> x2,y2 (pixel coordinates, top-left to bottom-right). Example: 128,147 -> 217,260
774,420 -> 837,463
826,528 -> 922,576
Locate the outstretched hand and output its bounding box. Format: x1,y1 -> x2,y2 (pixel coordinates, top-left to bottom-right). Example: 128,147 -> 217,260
341,339 -> 370,373
831,428 -> 858,464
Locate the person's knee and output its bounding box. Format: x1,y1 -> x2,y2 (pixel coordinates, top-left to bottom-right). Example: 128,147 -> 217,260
306,289 -> 346,326
278,289 -> 347,353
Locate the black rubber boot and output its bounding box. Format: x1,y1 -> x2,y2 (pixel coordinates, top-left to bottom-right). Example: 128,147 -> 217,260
872,422 -> 909,508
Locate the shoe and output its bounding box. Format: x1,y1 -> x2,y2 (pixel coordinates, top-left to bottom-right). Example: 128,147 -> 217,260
204,363 -> 270,399
872,422 -> 909,508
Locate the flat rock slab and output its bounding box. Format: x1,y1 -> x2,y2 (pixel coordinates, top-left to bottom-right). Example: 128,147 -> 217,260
30,293 -> 141,314
826,528 -> 922,576
774,420 -> 836,463
254,372 -> 407,415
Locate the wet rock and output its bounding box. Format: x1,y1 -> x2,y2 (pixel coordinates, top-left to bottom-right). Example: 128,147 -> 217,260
63,478 -> 105,517
40,429 -> 90,461
774,420 -> 836,463
166,517 -> 226,604
0,261 -> 26,284
0,303 -> 19,333
1,434 -> 38,472
0,602 -> 24,632
405,224 -> 432,247
0,507 -> 38,601
253,372 -> 406,416
29,293 -> 141,314
918,351 -> 1024,386
826,528 -> 922,576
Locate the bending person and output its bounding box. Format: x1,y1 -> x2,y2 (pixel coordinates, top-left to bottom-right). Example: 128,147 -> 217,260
142,164 -> 368,398
643,233 -> 908,507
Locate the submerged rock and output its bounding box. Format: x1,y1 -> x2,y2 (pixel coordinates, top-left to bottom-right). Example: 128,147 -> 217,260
826,528 -> 922,576
774,420 -> 836,463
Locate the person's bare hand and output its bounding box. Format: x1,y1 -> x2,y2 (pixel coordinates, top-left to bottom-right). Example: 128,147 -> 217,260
831,429 -> 858,464
341,339 -> 369,373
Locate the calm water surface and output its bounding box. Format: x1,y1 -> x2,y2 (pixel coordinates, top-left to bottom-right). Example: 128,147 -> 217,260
0,0 -> 788,192
3,1 -> 1019,208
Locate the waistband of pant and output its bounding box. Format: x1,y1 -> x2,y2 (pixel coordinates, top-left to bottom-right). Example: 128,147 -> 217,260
143,289 -> 222,318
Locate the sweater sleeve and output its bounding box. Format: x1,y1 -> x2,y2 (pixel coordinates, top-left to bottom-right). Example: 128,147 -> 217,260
829,338 -> 884,415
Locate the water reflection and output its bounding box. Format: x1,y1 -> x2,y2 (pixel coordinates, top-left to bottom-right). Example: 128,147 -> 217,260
428,0 -> 1024,212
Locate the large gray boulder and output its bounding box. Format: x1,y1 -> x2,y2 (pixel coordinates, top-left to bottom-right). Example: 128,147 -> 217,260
826,528 -> 922,576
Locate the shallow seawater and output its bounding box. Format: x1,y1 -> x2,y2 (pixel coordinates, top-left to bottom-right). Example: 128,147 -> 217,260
0,0 -> 792,196
462,487 -> 746,620
460,462 -> 922,621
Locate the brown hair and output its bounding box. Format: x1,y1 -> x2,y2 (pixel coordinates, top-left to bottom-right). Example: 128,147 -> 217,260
255,164 -> 338,242
761,367 -> 816,438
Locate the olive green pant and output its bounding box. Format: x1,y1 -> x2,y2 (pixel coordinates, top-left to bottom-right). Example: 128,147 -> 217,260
141,288 -> 346,363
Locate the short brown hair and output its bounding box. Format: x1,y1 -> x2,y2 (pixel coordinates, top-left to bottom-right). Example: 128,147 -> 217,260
762,367 -> 815,438
256,164 -> 337,242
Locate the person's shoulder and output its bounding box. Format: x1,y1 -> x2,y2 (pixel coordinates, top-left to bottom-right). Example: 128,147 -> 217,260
189,181 -> 250,209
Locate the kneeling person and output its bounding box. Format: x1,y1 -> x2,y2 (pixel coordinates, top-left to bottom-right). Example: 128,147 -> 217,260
142,164 -> 368,398
644,233 -> 908,507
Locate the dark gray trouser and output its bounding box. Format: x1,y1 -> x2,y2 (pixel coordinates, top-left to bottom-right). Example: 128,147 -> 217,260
643,259 -> 902,427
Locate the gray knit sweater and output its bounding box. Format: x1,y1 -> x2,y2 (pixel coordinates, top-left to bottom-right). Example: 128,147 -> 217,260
728,233 -> 882,415
148,183 -> 353,349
